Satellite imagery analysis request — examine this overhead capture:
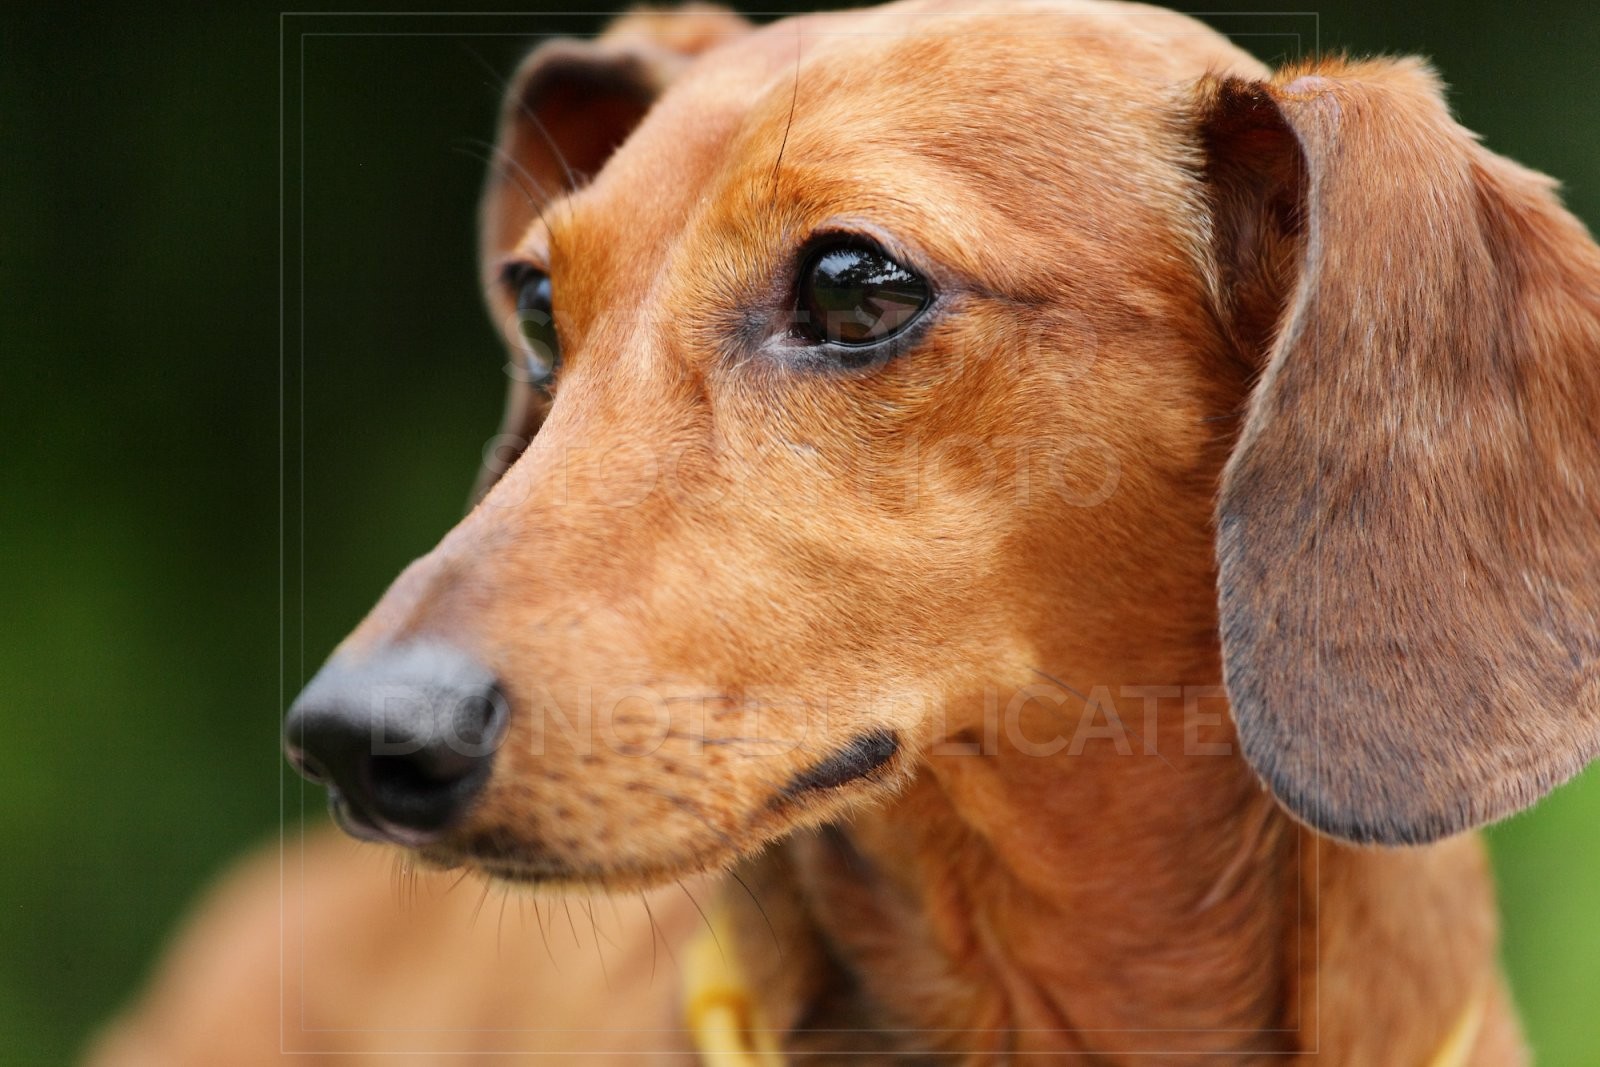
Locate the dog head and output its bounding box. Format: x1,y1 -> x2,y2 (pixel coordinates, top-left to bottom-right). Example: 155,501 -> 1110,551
285,0 -> 1600,887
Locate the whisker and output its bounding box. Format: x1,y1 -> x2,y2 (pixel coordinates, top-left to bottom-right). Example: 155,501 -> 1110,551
730,868 -> 781,957
582,894 -> 611,990
643,891 -> 678,979
454,137 -> 572,282
581,893 -> 618,949
458,44 -> 585,260
641,892 -> 660,983
530,895 -> 557,967
451,142 -> 536,212
496,885 -> 512,960
469,876 -> 494,927
769,28 -> 802,191
677,878 -> 723,962
459,43 -> 577,187
455,43 -> 581,268
467,135 -> 559,204
562,897 -> 582,948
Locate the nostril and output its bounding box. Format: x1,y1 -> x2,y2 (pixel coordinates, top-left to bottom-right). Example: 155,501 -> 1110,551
363,687 -> 506,832
363,751 -> 485,834
370,749 -> 473,793
325,788 -> 397,845
284,744 -> 327,784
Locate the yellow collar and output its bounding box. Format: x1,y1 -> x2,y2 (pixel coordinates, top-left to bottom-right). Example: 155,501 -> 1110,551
683,910 -> 1487,1067
682,906 -> 785,1067
1427,981 -> 1488,1067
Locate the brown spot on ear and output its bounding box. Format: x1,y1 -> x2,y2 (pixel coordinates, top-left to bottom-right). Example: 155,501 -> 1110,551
1202,57 -> 1600,843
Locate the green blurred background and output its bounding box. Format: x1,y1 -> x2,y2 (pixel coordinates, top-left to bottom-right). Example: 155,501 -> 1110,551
4,2 -> 1598,1063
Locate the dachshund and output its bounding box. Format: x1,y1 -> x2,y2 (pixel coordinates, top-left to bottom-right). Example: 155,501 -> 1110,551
91,1 -> 1600,1062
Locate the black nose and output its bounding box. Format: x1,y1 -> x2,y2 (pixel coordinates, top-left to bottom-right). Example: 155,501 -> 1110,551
283,643 -> 507,845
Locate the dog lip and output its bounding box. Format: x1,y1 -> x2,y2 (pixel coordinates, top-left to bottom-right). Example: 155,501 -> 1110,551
325,789 -> 442,849
416,849 -> 580,886
472,858 -> 574,884
780,729 -> 900,799
426,842 -> 734,890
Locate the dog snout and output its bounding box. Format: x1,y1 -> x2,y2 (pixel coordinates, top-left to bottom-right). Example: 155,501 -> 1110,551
283,642 -> 508,845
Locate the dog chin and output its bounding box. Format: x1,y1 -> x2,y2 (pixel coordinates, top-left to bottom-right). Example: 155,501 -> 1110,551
398,752 -> 913,890
409,841 -> 737,893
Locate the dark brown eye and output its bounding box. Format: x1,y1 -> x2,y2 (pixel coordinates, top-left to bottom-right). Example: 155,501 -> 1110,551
514,270 -> 560,387
796,243 -> 931,347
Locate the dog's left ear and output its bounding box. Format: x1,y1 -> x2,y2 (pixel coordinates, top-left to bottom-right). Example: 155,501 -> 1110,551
478,4 -> 749,270
471,4 -> 750,500
1199,58 -> 1600,844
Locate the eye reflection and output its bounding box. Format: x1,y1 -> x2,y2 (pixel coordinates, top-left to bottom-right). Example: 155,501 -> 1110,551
796,243 -> 931,347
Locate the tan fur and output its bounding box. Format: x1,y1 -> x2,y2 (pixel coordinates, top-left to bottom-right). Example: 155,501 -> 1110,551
1207,59 -> 1600,844
87,830 -> 711,1063
94,0 -> 1600,1061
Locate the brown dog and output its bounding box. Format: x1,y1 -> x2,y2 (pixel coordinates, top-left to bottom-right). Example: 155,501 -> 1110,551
93,0 -> 1600,1062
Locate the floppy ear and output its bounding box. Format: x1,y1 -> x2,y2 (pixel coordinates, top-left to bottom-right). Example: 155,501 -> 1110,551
473,4 -> 749,498
1201,58 -> 1600,844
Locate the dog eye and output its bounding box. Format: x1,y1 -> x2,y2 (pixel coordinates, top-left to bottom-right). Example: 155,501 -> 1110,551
796,243 -> 931,348
514,270 -> 561,387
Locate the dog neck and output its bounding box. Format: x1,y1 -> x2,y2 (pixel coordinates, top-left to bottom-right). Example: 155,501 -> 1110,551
725,671 -> 1510,1063
735,654 -> 1308,1059
717,538 -> 1505,1060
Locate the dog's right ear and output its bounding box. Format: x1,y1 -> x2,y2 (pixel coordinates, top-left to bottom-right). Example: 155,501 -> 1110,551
474,4 -> 749,498
1197,59 -> 1600,846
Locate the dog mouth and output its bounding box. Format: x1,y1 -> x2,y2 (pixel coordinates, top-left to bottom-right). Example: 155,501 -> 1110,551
324,786 -> 446,850
411,844 -> 732,890
443,854 -> 578,885
410,729 -> 905,887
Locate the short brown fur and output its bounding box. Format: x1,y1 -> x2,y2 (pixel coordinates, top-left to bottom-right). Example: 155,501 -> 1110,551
93,1 -> 1599,1062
